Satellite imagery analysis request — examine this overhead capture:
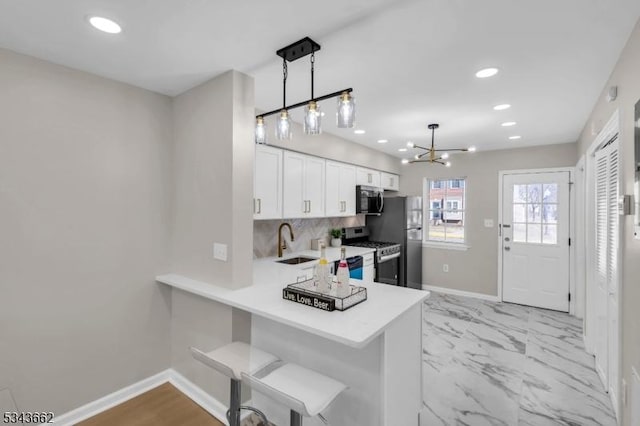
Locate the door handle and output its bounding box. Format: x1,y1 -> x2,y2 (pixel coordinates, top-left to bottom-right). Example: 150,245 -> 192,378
504,246 -> 511,251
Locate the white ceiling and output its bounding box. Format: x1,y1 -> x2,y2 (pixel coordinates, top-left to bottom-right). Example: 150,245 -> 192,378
1,0 -> 639,159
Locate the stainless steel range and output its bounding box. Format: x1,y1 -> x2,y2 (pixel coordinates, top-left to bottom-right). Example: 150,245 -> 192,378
342,227 -> 402,286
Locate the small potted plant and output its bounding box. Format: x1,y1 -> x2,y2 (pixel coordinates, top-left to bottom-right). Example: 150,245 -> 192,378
329,228 -> 342,247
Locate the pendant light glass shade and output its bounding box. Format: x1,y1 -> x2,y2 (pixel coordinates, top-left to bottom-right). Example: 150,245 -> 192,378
276,110 -> 292,140
337,92 -> 355,128
255,116 -> 267,144
304,101 -> 322,135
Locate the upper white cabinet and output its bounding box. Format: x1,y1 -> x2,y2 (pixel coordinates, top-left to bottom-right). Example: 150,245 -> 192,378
283,151 -> 326,218
381,172 -> 400,191
325,161 -> 356,217
356,167 -> 381,188
254,145 -> 283,220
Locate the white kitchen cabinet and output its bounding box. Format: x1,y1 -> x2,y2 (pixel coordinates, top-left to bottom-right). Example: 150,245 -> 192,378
283,151 -> 325,218
254,145 -> 283,220
362,252 -> 375,283
356,167 -> 381,188
381,172 -> 400,191
325,161 -> 357,217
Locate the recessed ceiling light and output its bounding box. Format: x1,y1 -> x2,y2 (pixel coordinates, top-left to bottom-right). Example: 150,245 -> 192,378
501,121 -> 517,127
88,16 -> 122,34
398,148 -> 407,152
354,129 -> 366,135
493,104 -> 511,111
475,67 -> 499,78
406,142 -> 415,148
401,159 -> 409,164
377,139 -> 388,144
509,135 -> 522,140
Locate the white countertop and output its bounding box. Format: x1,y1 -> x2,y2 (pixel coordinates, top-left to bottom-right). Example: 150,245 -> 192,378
157,248 -> 428,349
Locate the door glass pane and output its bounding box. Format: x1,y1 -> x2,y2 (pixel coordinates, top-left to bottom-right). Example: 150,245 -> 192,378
543,184 -> 558,203
527,224 -> 542,243
543,204 -> 558,224
527,204 -> 542,223
513,185 -> 527,203
513,204 -> 526,222
528,184 -> 542,203
513,224 -> 527,242
542,224 -> 557,244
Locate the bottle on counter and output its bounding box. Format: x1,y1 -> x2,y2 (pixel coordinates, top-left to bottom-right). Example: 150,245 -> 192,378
336,247 -> 351,298
314,243 -> 331,294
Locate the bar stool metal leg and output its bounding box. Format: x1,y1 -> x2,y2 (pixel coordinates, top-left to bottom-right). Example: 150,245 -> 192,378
227,379 -> 241,426
290,409 -> 303,426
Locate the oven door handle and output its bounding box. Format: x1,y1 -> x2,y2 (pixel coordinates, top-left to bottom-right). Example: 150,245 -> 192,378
378,251 -> 401,263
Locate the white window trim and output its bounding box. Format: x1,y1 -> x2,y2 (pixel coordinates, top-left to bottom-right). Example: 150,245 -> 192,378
423,177 -> 468,248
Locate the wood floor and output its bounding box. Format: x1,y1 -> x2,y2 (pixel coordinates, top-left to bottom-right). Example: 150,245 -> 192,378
77,383 -> 224,426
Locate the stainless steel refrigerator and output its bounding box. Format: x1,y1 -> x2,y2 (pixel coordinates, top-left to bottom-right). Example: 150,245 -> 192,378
366,196 -> 423,289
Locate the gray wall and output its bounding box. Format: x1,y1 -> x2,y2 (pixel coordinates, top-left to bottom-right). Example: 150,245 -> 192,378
170,70 -> 255,405
576,19 -> 640,426
0,49 -> 173,413
399,142 -> 577,296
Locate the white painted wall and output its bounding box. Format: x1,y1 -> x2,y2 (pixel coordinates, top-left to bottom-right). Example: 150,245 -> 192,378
0,48 -> 173,413
169,70 -> 255,405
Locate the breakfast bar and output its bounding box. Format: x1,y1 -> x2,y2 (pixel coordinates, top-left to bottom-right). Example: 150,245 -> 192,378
157,252 -> 428,426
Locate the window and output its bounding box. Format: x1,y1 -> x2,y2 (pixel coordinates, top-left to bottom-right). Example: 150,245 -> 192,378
425,178 -> 466,245
450,179 -> 464,189
512,183 -> 558,244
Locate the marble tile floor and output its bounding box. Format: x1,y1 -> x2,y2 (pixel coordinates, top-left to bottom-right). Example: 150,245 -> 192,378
421,292 -> 617,426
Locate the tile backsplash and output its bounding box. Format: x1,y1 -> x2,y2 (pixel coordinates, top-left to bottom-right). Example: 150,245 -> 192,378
253,216 -> 365,258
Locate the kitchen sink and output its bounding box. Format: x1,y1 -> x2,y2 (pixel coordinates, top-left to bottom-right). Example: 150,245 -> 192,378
276,256 -> 318,265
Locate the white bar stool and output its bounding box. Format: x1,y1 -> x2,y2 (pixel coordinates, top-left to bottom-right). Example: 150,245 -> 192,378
242,362 -> 348,426
191,342 -> 279,426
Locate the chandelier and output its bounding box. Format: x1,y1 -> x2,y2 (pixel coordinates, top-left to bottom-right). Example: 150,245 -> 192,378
255,37 -> 356,144
402,123 -> 476,167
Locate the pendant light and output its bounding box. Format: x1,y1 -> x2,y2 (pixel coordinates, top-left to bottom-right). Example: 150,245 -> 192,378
337,91 -> 355,128
403,123 -> 476,166
303,51 -> 322,135
255,116 -> 267,144
255,37 -> 355,144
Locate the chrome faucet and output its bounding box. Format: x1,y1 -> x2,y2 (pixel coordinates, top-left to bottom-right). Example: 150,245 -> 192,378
277,222 -> 295,258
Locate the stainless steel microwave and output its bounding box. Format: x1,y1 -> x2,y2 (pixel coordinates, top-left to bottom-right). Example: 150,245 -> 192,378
356,185 -> 384,214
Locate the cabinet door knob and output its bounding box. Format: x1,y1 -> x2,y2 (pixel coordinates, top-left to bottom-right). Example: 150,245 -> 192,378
257,199 -> 261,214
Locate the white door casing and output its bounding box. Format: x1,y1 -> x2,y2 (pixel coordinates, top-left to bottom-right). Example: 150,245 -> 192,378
501,171 -> 571,312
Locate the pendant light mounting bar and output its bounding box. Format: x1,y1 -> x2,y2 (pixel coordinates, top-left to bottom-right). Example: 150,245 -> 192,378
256,87 -> 353,119
276,37 -> 321,62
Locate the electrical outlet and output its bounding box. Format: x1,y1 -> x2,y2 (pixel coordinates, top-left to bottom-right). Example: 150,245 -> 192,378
484,219 -> 494,228
213,243 -> 228,261
443,264 -> 449,273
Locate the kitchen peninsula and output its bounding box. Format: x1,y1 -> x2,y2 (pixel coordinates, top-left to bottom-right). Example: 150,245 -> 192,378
157,248 -> 428,426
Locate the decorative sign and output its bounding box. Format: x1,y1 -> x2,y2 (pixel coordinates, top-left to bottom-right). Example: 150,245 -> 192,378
283,287 -> 336,311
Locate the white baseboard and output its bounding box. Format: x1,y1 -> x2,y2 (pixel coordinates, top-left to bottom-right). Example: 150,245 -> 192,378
50,369 -> 233,426
51,370 -> 171,426
422,284 -> 500,302
167,369 -> 230,425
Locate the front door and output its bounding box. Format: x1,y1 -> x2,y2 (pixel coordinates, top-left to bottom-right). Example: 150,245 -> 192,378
501,171 -> 571,311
